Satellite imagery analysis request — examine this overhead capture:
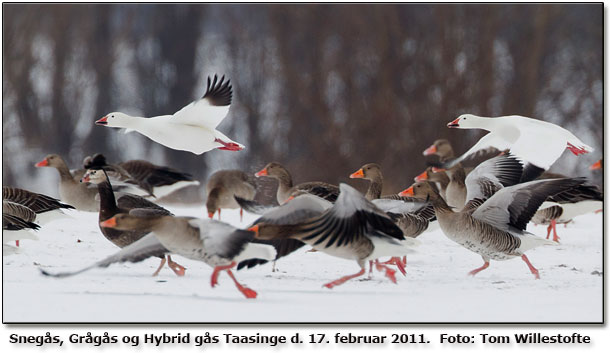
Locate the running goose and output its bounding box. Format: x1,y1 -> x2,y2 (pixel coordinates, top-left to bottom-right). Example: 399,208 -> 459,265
255,162 -> 339,204
2,186 -> 75,225
85,154 -> 200,198
43,211 -> 276,299
3,201 -> 40,246
206,170 -> 257,221
35,154 -> 99,212
445,114 -> 594,181
248,183 -> 418,288
399,177 -> 587,278
80,169 -> 185,277
95,75 -> 244,155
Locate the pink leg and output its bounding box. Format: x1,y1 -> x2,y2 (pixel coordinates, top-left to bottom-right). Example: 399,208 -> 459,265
152,256 -> 167,276
217,209 -> 221,221
402,256 -> 407,266
566,142 -> 587,156
214,138 -> 243,151
374,260 -> 398,283
521,254 -> 540,279
210,261 -> 236,287
167,255 -> 186,276
15,240 -> 19,247
381,257 -> 406,276
323,268 -> 366,289
468,261 -> 490,276
240,208 -> 244,222
550,219 -> 559,242
226,269 -> 257,299
368,260 -> 374,278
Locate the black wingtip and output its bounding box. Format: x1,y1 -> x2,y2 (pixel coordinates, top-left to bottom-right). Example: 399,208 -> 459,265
202,74 -> 232,106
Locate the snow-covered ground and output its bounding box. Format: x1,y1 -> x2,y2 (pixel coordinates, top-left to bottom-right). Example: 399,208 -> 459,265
2,205 -> 603,323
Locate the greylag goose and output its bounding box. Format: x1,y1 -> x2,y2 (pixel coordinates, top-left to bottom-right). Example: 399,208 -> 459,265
95,75 -> 244,155
421,139 -> 469,209
205,170 -> 256,221
255,162 -> 339,204
3,201 -> 40,246
2,186 -> 75,225
444,114 -> 594,182
248,184 -> 418,288
80,169 -> 185,277
533,182 -> 603,242
43,211 -> 277,299
35,154 -> 99,212
85,153 -> 200,198
414,167 -> 450,200
349,163 -> 385,200
399,174 -> 587,279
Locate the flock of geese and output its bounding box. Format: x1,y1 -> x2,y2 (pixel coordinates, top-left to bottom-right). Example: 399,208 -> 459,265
3,75 -> 603,299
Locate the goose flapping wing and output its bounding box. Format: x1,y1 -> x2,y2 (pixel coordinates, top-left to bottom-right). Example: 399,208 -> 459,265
40,233 -> 168,278
471,178 -> 587,232
172,75 -> 232,129
188,218 -> 256,260
442,132 -> 513,170
251,194 -> 332,226
464,154 -> 524,203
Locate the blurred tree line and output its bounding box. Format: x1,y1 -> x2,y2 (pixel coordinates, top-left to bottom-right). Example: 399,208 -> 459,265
2,4 -> 603,202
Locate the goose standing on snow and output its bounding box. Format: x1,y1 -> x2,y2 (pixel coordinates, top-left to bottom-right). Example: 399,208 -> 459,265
80,169 -> 185,277
248,184 -> 418,288
42,211 -> 276,299
35,154 -> 100,212
399,174 -> 587,279
255,162 -> 339,204
3,201 -> 40,246
2,186 -> 75,225
205,170 -> 257,221
444,114 -> 594,182
95,75 -> 244,155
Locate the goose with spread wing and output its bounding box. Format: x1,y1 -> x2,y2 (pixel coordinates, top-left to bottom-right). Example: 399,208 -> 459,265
445,114 -> 594,182
248,184 -> 418,288
3,186 -> 75,225
95,75 -> 244,155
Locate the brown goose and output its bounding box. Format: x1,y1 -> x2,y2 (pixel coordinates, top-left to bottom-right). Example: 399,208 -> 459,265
2,186 -> 75,225
43,212 -> 277,299
81,169 -> 185,277
255,162 -> 339,204
400,175 -> 587,279
3,201 -> 40,246
414,167 -> 450,200
422,140 -> 468,209
35,154 -> 99,212
205,170 -> 256,221
248,184 -> 418,288
349,163 -> 384,200
85,153 -> 200,198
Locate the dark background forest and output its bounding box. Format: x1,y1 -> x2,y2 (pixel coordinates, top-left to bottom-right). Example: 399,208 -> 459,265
2,4 -> 603,202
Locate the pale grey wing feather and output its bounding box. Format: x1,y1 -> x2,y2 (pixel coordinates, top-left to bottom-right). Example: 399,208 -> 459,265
465,154 -> 523,202
188,218 -> 254,260
253,194 -> 331,226
372,198 -> 427,214
39,233 -> 168,278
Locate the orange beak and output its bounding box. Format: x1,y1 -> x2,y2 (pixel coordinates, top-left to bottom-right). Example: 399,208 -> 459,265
447,118 -> 460,128
100,217 -> 117,228
248,225 -> 259,235
95,116 -> 108,125
349,168 -> 364,179
399,186 -> 415,197
35,159 -> 49,167
423,145 -> 437,156
80,175 -> 90,183
255,168 -> 268,177
414,170 -> 428,181
590,160 -> 602,170
208,212 -> 215,219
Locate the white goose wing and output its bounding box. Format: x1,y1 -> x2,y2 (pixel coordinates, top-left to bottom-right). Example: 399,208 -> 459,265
509,118 -> 570,170
172,75 -> 232,129
40,233 -> 168,278
464,154 -> 523,202
471,178 -> 586,232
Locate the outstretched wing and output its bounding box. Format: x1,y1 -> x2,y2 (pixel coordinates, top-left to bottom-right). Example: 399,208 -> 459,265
172,75 -> 232,129
465,154 -> 523,202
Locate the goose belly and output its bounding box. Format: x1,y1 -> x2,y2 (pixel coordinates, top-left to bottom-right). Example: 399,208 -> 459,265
438,220 -> 519,261
135,123 -> 219,155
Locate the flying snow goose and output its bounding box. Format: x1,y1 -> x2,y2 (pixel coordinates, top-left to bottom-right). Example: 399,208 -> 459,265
35,154 -> 100,212
445,114 -> 594,181
80,169 -> 185,277
399,177 -> 587,278
255,162 -> 339,204
43,211 -> 276,299
533,181 -> 603,242
85,153 -> 200,198
3,201 -> 40,246
248,183 -> 419,288
95,75 -> 244,155
2,186 -> 75,225
206,170 -> 256,221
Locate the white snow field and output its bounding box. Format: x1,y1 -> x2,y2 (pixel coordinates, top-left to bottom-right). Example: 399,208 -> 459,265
2,205 -> 603,323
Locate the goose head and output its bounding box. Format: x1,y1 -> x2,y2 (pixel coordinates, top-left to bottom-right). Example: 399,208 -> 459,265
255,162 -> 289,180
100,213 -> 148,230
447,114 -> 483,129
35,154 -> 65,169
205,187 -> 222,218
80,169 -> 108,184
96,112 -> 131,128
398,181 -> 439,201
423,139 -> 453,158
349,163 -> 381,181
